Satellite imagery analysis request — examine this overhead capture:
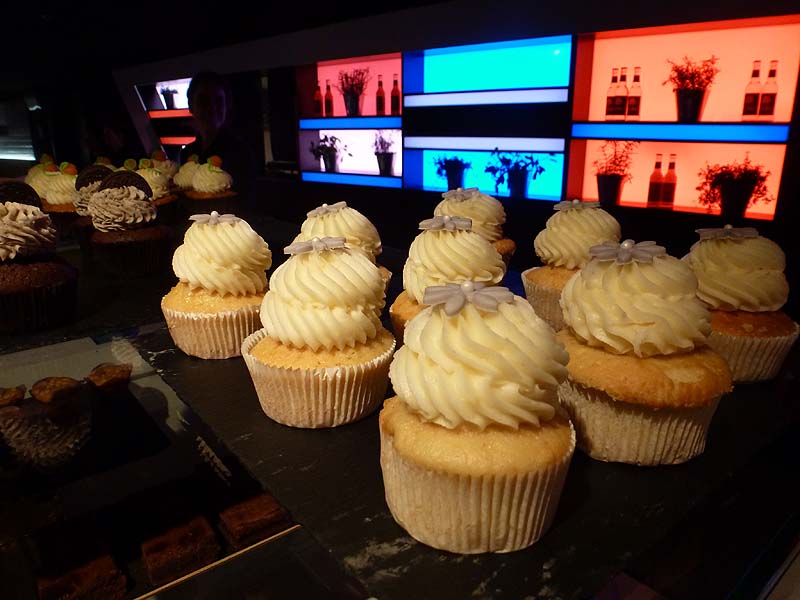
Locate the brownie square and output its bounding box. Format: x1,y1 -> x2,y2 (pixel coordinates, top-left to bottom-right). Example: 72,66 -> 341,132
218,494 -> 292,551
37,554 -> 126,600
141,515 -> 220,586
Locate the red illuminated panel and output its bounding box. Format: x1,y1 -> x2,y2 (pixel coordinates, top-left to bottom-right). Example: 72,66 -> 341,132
160,136 -> 196,145
577,15 -> 800,123
148,109 -> 192,119
316,53 -> 402,118
577,140 -> 785,220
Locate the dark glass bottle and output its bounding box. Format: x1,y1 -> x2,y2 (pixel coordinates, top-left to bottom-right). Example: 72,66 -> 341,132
376,75 -> 385,116
313,80 -> 323,117
390,74 -> 401,116
324,79 -> 334,117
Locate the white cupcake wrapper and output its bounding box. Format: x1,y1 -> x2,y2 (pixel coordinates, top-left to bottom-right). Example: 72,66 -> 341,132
707,324 -> 799,383
241,329 -> 395,428
521,267 -> 565,332
380,423 -> 575,554
161,302 -> 261,359
558,379 -> 720,466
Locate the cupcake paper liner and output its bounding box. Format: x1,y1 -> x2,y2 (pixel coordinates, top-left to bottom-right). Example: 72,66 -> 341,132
241,329 -> 395,428
521,268 -> 565,332
0,275 -> 78,334
0,409 -> 91,469
558,379 -> 720,466
707,324 -> 799,383
379,424 -> 575,554
162,302 -> 262,359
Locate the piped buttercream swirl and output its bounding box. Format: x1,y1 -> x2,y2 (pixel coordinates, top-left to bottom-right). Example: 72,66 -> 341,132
43,172 -> 78,206
293,202 -> 382,259
434,188 -> 506,242
0,202 -> 57,260
174,161 -> 199,189
86,187 -> 157,232
192,163 -> 232,193
75,180 -> 102,216
136,168 -> 169,199
534,206 -> 621,269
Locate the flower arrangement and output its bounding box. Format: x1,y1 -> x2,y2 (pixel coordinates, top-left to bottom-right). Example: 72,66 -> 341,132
337,68 -> 371,96
434,156 -> 471,178
592,141 -> 639,182
696,156 -> 773,208
663,56 -> 720,91
373,130 -> 394,154
484,149 -> 547,194
308,135 -> 349,159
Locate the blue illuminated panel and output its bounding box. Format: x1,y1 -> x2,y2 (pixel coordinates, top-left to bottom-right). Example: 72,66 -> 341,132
302,172 -> 402,188
403,35 -> 572,95
299,117 -> 402,130
408,149 -> 563,201
404,89 -> 569,107
571,123 -> 790,143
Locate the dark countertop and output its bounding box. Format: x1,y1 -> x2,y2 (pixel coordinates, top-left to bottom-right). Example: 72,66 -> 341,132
2,217 -> 799,599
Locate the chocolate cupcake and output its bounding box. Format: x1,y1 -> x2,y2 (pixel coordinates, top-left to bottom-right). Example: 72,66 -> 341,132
0,202 -> 78,333
73,164 -> 113,262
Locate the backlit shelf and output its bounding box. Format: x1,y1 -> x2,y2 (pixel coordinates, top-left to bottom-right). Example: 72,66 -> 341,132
571,123 -> 790,143
148,109 -> 192,119
299,117 -> 402,130
301,171 -> 402,188
160,136 -> 196,145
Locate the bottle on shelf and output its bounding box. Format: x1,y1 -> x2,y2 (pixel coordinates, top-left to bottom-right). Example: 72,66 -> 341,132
324,79 -> 334,117
627,67 -> 641,121
647,153 -> 664,206
390,74 -> 401,116
742,60 -> 761,121
758,60 -> 778,120
618,67 -> 630,120
313,80 -> 323,117
661,154 -> 677,207
605,68 -> 621,120
376,74 -> 385,116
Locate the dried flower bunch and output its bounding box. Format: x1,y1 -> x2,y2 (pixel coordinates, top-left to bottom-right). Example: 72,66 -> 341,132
308,135 -> 351,159
592,140 -> 639,182
373,130 -> 394,153
485,149 -> 550,193
696,155 -> 773,208
664,56 -> 720,90
337,68 -> 371,95
434,156 -> 472,178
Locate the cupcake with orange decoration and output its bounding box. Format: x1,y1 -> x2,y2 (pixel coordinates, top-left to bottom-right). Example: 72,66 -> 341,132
137,158 -> 180,224
173,154 -> 200,190
40,162 -> 80,237
25,154 -> 55,199
94,156 -> 117,170
151,149 -> 178,181
182,156 -> 238,215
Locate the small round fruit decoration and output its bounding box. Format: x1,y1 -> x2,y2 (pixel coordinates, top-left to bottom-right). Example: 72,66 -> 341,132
208,155 -> 223,169
187,154 -> 199,163
44,163 -> 59,173
60,162 -> 78,176
40,153 -> 54,165
123,158 -> 137,171
95,156 -> 112,165
138,158 -> 152,170
151,150 -> 167,161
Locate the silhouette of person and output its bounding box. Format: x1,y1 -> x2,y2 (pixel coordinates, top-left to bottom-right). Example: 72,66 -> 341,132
180,71 -> 257,208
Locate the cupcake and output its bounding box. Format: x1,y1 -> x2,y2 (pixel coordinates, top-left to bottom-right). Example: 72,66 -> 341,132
686,225 -> 799,382
183,156 -> 238,215
162,211 -> 272,359
293,201 -> 391,285
434,187 -> 516,265
24,154 -> 54,199
151,149 -> 178,181
389,215 -> 505,343
558,239 -> 732,466
73,164 -> 114,260
94,156 -> 117,170
242,237 -> 395,428
137,158 -> 179,224
0,202 -> 78,333
86,171 -> 173,277
173,154 -> 200,190
381,282 -> 574,553
523,199 -> 621,331
40,162 -> 80,237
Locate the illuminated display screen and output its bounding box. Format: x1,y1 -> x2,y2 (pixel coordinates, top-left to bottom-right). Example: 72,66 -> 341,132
403,35 -> 572,96
571,123 -> 789,143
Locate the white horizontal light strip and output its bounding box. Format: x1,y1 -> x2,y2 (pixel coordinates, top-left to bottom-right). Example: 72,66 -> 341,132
0,153 -> 36,160
404,88 -> 568,107
404,136 -> 564,153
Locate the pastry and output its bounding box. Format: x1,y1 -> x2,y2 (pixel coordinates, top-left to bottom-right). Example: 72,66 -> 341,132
242,237 -> 395,428
137,158 -> 180,223
162,211 -> 272,359
151,149 -> 179,181
217,493 -> 292,550
73,164 -> 113,259
141,514 -> 220,586
40,162 -> 79,213
685,225 -> 799,382
558,239 -> 732,465
389,215 -> 505,342
434,187 -> 516,265
173,154 -> 200,190
381,281 -> 574,553
37,555 -> 126,600
182,156 -> 238,214
523,199 -> 620,331
24,154 -> 54,199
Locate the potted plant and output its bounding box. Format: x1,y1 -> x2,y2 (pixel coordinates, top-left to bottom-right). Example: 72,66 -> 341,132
663,55 -> 720,123
337,68 -> 371,117
435,156 -> 472,190
484,149 -> 547,198
592,140 -> 639,207
696,155 -> 773,222
308,135 -> 351,173
373,130 -> 395,177
160,87 -> 177,110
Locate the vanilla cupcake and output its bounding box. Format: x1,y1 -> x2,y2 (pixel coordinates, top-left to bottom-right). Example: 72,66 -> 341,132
523,199 -> 621,331
137,158 -> 179,223
389,215 -> 505,343
162,211 -> 272,359
381,282 -> 574,554
242,237 -> 395,428
686,225 -> 798,382
151,149 -> 178,181
40,162 -> 79,214
184,156 -> 238,214
174,154 -> 200,190
434,187 -> 516,265
25,154 -> 54,199
558,239 -> 732,466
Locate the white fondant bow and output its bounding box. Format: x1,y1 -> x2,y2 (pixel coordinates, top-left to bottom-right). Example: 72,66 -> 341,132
554,198 -> 600,211
284,236 -> 347,255
189,211 -> 240,225
307,201 -> 347,218
589,239 -> 666,264
423,281 -> 514,316
696,224 -> 759,240
419,215 -> 472,231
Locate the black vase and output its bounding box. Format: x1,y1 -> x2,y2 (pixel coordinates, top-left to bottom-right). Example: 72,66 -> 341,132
596,174 -> 624,207
162,92 -> 176,110
675,88 -> 707,123
445,166 -> 465,190
719,179 -> 756,223
343,91 -> 362,117
322,152 -> 338,173
375,152 -> 394,177
507,169 -> 529,198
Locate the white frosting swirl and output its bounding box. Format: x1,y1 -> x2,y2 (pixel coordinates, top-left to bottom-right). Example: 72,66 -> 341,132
173,217 -> 272,296
75,181 -> 102,216
174,161 -> 199,189
0,202 -> 57,260
137,168 -> 169,199
293,204 -> 382,259
561,254 -> 711,357
534,207 -> 621,269
87,187 -> 157,232
153,158 -> 178,179
25,165 -> 50,198
687,236 -> 789,312
390,297 -> 569,429
402,229 -> 506,304
192,163 -> 232,193
260,247 -> 385,351
43,172 -> 78,206
434,191 -> 506,242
